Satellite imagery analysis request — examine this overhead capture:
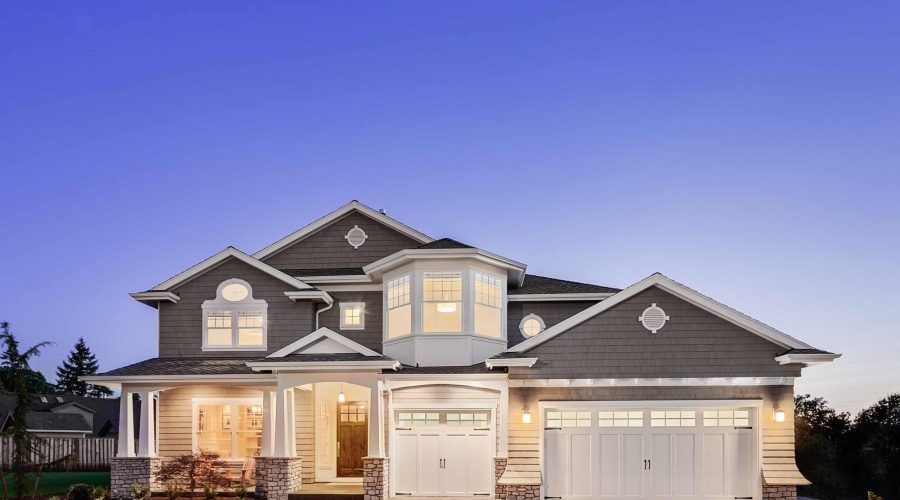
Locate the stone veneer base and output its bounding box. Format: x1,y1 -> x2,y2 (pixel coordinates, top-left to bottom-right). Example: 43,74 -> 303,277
764,485 -> 797,500
362,457 -> 389,500
110,456 -> 161,498
255,457 -> 303,500
503,484 -> 540,500
493,458 -> 508,500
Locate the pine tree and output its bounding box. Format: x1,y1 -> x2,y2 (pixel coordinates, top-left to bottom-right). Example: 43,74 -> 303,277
0,322 -> 54,394
55,337 -> 112,397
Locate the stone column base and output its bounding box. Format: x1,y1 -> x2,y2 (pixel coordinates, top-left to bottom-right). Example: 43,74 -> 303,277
110,457 -> 161,498
764,485 -> 797,499
363,457 -> 389,500
255,457 -> 303,500
494,458 -> 508,499
503,484 -> 540,500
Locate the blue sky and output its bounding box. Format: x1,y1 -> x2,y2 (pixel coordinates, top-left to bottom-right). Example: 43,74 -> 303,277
1,1 -> 898,413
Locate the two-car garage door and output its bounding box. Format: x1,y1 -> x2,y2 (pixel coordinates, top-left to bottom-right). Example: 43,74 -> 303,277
544,405 -> 757,500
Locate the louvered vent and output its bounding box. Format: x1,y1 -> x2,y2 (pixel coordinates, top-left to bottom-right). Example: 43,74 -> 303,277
344,225 -> 368,249
639,303 -> 669,333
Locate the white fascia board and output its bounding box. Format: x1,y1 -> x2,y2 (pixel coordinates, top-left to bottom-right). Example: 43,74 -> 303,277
79,374 -> 277,390
246,360 -> 401,371
363,248 -> 527,285
508,273 -> 813,353
508,377 -> 795,387
775,353 -> 841,366
284,290 -> 334,304
150,247 -> 313,291
253,201 -> 433,260
129,292 -> 180,303
507,293 -> 614,302
485,358 -> 538,369
317,284 -> 383,292
295,275 -> 373,284
267,327 -> 382,358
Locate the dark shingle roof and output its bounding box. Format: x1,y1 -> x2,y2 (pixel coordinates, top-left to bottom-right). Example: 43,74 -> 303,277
0,394 -> 122,437
96,358 -> 257,376
487,351 -> 534,359
24,412 -> 91,432
417,238 -> 473,250
779,348 -> 835,355
509,274 -> 620,295
285,268 -> 366,277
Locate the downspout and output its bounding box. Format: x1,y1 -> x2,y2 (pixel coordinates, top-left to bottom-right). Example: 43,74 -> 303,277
315,293 -> 334,329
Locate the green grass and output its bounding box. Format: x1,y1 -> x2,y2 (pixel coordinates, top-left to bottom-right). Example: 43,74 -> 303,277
1,471 -> 110,496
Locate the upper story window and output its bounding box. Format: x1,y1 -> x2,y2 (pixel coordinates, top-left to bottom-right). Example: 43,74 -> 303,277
202,279 -> 267,350
474,273 -> 502,338
423,272 -> 462,333
387,275 -> 411,339
340,302 -> 365,330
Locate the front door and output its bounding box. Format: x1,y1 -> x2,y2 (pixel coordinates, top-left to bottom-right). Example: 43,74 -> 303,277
336,401 -> 367,477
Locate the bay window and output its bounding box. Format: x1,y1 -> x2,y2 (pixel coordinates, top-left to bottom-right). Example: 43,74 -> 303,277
387,275 -> 411,338
195,401 -> 263,459
202,279 -> 267,350
423,272 -> 462,333
474,272 -> 502,337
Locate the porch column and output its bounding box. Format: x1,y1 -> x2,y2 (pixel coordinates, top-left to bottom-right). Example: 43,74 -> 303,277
273,386 -> 295,457
499,386 -> 509,457
117,390 -> 135,457
367,380 -> 383,457
286,388 -> 296,455
138,390 -> 157,457
261,389 -> 275,457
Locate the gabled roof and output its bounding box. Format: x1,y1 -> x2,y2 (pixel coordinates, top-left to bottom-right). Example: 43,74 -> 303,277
267,327 -> 382,358
253,200 -> 433,260
8,412 -> 92,433
508,274 -> 620,299
417,238 -> 473,250
507,273 -> 820,353
146,247 -> 314,292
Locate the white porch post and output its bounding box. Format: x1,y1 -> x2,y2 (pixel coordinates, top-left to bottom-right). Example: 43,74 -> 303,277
499,385 -> 509,457
367,380 -> 383,457
273,386 -> 295,457
117,389 -> 135,457
261,389 -> 275,457
286,388 -> 296,456
137,390 -> 157,458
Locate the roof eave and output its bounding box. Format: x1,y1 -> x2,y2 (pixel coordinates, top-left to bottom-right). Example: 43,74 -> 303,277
774,353 -> 842,366
485,357 -> 538,369
363,248 -> 527,285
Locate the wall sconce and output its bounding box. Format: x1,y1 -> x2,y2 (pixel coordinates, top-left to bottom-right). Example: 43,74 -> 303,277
522,409 -> 532,424
338,384 -> 346,403
773,407 -> 785,423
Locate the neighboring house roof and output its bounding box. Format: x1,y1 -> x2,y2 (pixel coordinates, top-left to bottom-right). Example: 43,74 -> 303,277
21,411 -> 91,433
417,238 -> 473,250
253,200 -> 433,260
506,272 -> 819,353
509,274 -> 620,295
0,394 -> 121,437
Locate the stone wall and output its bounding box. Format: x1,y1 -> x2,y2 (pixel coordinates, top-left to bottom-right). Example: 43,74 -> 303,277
110,457 -> 160,498
255,457 -> 302,500
494,458 -> 508,500
363,457 -> 389,500
764,485 -> 797,499
503,484 -> 540,500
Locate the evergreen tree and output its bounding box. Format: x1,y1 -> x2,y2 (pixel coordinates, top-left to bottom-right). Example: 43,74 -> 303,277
0,322 -> 54,394
55,337 -> 112,397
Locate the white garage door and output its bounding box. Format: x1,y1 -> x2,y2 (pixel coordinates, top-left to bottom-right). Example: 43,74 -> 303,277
394,410 -> 494,496
544,405 -> 757,500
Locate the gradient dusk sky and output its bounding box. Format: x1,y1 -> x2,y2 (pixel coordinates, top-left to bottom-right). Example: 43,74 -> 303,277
1,1 -> 898,413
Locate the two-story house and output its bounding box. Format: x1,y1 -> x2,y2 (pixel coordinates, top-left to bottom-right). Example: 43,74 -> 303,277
85,201 -> 839,500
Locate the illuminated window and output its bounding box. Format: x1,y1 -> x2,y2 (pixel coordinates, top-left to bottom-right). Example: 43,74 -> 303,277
519,314 -> 545,338
398,412 -> 439,427
703,409 -> 750,427
423,272 -> 462,333
196,402 -> 263,459
447,412 -> 489,427
202,279 -> 267,350
598,411 -> 643,427
340,302 -> 365,330
546,411 -> 592,428
474,273 -> 503,338
651,411 -> 695,427
387,275 -> 411,339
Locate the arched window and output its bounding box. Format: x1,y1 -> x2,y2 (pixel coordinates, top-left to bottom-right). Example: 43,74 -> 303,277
202,279 -> 267,350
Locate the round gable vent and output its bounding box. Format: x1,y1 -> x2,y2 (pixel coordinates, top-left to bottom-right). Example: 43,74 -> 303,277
639,303 -> 669,333
344,225 -> 368,249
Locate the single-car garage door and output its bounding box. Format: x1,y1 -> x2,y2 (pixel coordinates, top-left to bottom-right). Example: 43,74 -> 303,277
544,404 -> 757,500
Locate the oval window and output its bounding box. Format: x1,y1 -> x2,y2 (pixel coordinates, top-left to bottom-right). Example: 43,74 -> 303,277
519,314 -> 545,338
221,283 -> 249,302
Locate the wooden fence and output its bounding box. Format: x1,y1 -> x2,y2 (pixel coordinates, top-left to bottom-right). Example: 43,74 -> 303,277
0,436 -> 117,471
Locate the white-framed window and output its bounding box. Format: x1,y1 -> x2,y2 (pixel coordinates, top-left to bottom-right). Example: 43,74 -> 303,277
446,412 -> 489,427
703,409 -> 750,427
397,412 -> 439,427
423,272 -> 463,333
651,410 -> 696,427
193,398 -> 263,460
598,411 -> 643,427
202,279 -> 267,350
340,302 -> 365,330
387,274 -> 411,339
474,272 -> 503,338
519,313 -> 545,338
546,411 -> 592,428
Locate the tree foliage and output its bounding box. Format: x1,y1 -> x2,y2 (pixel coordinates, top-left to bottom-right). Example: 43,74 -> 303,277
55,337 -> 113,397
0,322 -> 54,394
155,450 -> 230,494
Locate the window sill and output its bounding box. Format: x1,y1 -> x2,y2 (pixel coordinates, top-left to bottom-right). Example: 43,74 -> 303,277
340,326 -> 365,331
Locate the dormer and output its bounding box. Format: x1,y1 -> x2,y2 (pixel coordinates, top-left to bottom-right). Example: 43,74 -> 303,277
364,239 -> 526,366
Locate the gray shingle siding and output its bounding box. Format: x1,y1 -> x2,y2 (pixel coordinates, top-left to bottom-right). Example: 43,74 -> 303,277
317,291 -> 384,353
159,257 -> 316,357
261,210 -> 421,270
514,286 -> 800,379
507,301 -> 596,347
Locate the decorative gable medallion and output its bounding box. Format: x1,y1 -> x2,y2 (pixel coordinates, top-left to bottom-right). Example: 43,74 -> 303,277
639,303 -> 669,333
345,225 -> 368,249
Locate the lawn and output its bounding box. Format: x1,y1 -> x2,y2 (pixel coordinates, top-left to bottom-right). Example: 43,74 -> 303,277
1,472 -> 110,496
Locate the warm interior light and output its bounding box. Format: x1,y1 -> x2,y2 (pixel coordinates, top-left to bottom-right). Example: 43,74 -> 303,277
437,302 -> 457,313
774,408 -> 785,423
522,409 -> 532,424
250,405 -> 262,414
338,384 -> 346,403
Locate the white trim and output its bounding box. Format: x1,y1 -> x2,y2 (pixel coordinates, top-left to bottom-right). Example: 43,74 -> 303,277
485,358 -> 538,369
150,247 -> 313,291
344,225 -> 368,249
267,327 -> 382,358
317,284 -> 381,292
339,302 -> 366,330
518,314 -> 546,338
202,279 -> 268,351
508,273 -> 814,352
129,291 -> 180,303
775,353 -> 841,366
364,248 -> 527,286
507,293 -> 614,302
508,377 -> 795,387
284,290 -> 334,303
254,201 -> 433,260
247,360 -> 401,371
80,374 -> 277,390
297,276 -> 373,284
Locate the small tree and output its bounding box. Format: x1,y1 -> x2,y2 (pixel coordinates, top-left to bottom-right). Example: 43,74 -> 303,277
0,322 -> 54,394
850,394 -> 900,499
794,394 -> 852,499
55,337 -> 113,397
0,322 -> 53,500
155,451 -> 229,495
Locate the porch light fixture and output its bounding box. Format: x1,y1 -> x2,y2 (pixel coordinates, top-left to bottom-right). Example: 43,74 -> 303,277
522,409 -> 532,424
437,302 -> 457,313
338,384 -> 346,403
773,407 -> 785,423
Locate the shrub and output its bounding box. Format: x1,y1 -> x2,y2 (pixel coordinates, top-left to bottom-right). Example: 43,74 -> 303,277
156,451 -> 228,494
92,486 -> 108,500
233,483 -> 247,500
163,480 -> 182,500
203,484 -> 217,500
131,484 -> 150,500
67,484 -> 93,500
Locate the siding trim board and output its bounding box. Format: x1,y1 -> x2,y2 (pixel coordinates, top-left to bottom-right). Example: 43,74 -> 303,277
508,377 -> 795,387
149,247 -> 314,292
